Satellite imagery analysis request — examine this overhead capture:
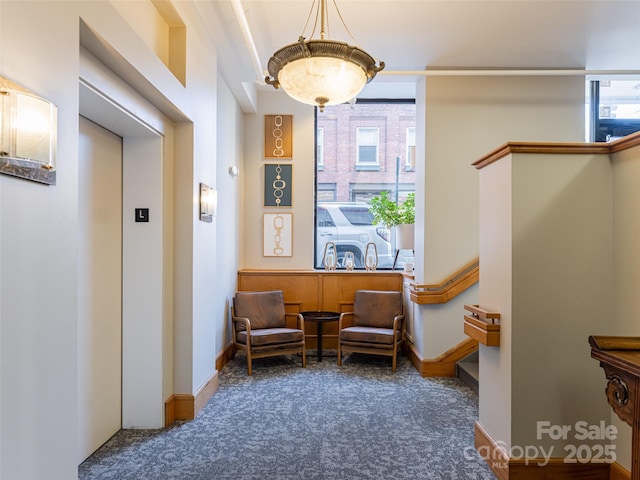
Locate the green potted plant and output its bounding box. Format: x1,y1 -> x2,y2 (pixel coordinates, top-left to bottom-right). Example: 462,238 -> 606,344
369,191 -> 415,250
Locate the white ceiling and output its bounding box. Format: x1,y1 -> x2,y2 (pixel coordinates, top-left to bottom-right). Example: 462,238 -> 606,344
202,0 -> 640,108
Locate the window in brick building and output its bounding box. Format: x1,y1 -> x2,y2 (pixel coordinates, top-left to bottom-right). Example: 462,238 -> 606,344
406,127 -> 416,171
317,127 -> 324,169
314,100 -> 416,270
356,127 -> 379,168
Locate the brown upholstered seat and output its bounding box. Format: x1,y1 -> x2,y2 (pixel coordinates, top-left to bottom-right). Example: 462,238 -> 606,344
337,290 -> 404,372
232,290 -> 306,375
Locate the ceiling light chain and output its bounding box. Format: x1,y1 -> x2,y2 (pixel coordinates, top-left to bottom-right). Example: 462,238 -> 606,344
265,0 -> 384,112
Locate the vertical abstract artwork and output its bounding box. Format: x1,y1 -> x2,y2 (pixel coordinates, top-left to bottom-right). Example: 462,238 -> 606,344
263,213 -> 293,257
264,163 -> 292,207
264,114 -> 293,159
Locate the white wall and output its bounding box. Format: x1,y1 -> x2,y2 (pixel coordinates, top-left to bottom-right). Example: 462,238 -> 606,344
1,3 -> 81,478
611,143 -> 640,471
216,75 -> 244,351
416,75 -> 585,359
0,1 -> 230,477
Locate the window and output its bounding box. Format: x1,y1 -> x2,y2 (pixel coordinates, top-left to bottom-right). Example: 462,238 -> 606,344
317,127 -> 324,169
406,127 -> 416,171
315,101 -> 416,270
589,79 -> 640,142
356,127 -> 379,166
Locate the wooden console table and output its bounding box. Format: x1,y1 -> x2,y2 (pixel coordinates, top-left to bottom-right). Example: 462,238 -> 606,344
589,336 -> 640,480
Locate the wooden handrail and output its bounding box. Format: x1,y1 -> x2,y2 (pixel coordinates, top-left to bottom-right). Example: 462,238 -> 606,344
463,304 -> 501,347
409,258 -> 479,304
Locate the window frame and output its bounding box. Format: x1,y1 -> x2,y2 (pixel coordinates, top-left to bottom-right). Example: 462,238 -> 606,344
356,127 -> 380,167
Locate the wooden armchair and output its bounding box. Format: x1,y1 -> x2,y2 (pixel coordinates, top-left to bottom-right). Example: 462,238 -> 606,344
337,290 -> 404,372
231,290 -> 306,375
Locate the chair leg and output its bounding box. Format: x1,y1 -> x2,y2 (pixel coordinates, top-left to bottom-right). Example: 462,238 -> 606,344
301,346 -> 307,368
247,349 -> 253,376
392,342 -> 398,372
337,341 -> 342,366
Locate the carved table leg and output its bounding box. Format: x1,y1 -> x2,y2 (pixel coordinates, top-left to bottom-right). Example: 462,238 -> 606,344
633,379 -> 640,480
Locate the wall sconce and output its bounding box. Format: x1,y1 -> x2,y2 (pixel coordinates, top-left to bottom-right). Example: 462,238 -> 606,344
0,76 -> 57,185
199,183 -> 216,222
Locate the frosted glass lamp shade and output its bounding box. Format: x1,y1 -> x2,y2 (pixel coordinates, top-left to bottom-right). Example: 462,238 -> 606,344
266,38 -> 384,111
0,76 -> 57,185
1,87 -> 57,166
278,56 -> 368,108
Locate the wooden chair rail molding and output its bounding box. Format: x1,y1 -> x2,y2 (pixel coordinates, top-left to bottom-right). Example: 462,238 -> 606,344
409,258 -> 479,304
463,304 -> 500,347
472,131 -> 640,170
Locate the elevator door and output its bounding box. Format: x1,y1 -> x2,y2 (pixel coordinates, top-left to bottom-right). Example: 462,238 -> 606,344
77,116 -> 123,463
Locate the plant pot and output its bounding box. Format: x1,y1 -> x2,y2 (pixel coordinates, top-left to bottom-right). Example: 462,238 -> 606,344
395,224 -> 415,250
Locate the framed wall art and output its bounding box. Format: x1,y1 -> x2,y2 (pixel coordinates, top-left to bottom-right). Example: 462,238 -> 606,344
264,114 -> 293,159
263,213 -> 293,257
264,163 -> 292,207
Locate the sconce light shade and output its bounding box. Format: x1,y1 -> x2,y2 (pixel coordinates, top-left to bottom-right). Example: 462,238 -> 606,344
0,76 -> 57,185
199,183 -> 216,222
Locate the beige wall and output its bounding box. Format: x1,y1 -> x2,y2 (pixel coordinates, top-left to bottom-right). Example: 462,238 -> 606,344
242,91 -> 316,270
511,152 -> 612,449
415,75 -> 585,359
612,143 -> 640,470
478,155 -> 513,449
478,151 -> 613,458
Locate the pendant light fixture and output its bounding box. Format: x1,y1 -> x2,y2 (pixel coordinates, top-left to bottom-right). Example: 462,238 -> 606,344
265,0 -> 384,112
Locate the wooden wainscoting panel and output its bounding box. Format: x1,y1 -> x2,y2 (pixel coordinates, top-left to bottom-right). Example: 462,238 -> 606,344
321,271 -> 403,312
237,270 -> 321,311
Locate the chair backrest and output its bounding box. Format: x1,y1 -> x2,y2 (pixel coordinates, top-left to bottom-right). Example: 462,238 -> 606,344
233,290 -> 286,330
353,290 -> 403,328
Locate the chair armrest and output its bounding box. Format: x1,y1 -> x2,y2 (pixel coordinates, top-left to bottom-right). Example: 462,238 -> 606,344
232,316 -> 252,334
338,312 -> 354,330
392,314 -> 404,339
285,312 -> 305,333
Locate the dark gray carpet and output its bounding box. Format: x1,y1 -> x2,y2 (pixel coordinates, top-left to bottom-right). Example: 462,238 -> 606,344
79,352 -> 496,479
